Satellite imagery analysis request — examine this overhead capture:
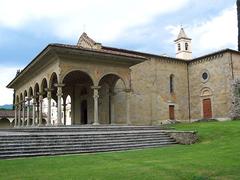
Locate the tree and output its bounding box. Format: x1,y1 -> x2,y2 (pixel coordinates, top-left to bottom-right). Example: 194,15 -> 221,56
237,0 -> 240,50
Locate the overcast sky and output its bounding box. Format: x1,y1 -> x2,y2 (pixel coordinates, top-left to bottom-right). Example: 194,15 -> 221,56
0,0 -> 238,105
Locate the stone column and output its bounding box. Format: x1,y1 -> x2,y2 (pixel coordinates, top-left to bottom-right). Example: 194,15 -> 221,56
63,99 -> 66,125
36,101 -> 39,125
46,89 -> 52,126
109,90 -> 115,125
125,89 -> 131,125
22,100 -> 26,127
32,97 -> 37,126
91,86 -> 101,125
38,93 -> 43,126
14,104 -> 18,127
18,103 -> 21,127
26,97 -> 31,127
55,84 -> 65,126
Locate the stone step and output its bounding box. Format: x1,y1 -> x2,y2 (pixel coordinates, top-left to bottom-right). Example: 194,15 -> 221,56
0,138 -> 175,148
0,131 -> 168,139
0,141 -> 177,155
0,136 -> 173,144
0,132 -> 168,139
0,139 -> 176,151
0,143 -> 176,159
0,126 -> 171,133
0,125 -> 177,159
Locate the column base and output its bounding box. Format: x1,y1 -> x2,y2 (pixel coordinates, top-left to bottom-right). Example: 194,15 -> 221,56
56,123 -> 64,126
93,122 -> 100,125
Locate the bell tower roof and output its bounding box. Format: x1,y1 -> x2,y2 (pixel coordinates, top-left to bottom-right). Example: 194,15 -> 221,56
175,28 -> 191,42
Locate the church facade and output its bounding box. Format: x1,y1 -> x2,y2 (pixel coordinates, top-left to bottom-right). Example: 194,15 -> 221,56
7,28 -> 240,127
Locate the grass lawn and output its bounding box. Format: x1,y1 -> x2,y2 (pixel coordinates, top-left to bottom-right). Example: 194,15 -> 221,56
0,121 -> 240,180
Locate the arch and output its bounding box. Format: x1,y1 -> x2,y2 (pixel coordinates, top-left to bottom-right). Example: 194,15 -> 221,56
28,87 -> 33,97
63,70 -> 94,86
49,72 -> 58,88
61,69 -> 95,85
20,93 -> 23,101
170,74 -> 174,93
24,90 -> 28,100
200,87 -> 213,97
62,70 -> 94,86
41,78 -> 48,93
34,83 -> 40,96
16,95 -> 20,104
97,73 -> 127,89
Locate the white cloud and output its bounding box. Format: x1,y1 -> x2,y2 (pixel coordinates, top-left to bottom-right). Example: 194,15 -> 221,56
0,0 -> 190,42
166,5 -> 237,56
0,66 -> 19,105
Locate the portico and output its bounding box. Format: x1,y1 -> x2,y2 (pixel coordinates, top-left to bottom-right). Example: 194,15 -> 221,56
8,41 -> 145,127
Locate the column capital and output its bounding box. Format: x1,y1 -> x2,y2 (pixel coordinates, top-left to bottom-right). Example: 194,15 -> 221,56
54,83 -> 65,88
91,86 -> 101,90
45,88 -> 54,92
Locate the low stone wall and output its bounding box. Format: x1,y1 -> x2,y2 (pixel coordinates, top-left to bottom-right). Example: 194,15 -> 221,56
164,130 -> 198,145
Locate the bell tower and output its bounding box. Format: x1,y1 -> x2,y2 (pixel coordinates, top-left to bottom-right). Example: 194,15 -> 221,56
174,28 -> 192,60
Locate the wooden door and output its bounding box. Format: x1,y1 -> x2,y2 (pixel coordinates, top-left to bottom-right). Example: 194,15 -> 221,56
169,105 -> 175,120
203,98 -> 212,119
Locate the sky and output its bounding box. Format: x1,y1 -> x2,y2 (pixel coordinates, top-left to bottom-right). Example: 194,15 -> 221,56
0,0 -> 238,105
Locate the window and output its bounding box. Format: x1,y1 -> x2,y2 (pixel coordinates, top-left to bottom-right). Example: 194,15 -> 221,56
185,43 -> 188,51
178,43 -> 181,51
201,70 -> 210,83
202,72 -> 208,80
170,74 -> 174,93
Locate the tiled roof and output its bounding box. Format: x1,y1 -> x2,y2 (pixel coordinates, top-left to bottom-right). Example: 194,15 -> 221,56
51,43 -> 147,60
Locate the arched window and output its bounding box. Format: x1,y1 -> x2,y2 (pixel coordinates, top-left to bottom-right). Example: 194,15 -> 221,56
178,43 -> 181,51
185,43 -> 188,51
170,74 -> 174,93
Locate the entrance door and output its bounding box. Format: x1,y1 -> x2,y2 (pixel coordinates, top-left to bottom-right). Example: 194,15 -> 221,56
203,98 -> 212,119
169,105 -> 175,120
81,100 -> 88,124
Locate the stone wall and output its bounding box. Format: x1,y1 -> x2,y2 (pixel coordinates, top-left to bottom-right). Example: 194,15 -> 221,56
165,130 -> 198,145
188,53 -> 233,121
125,57 -> 189,125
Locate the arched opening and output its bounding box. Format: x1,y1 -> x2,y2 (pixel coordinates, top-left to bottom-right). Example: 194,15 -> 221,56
29,87 -> 33,98
34,83 -> 40,125
41,78 -> 48,93
201,87 -> 213,119
49,72 -> 58,103
0,118 -> 11,128
178,43 -> 181,51
98,74 -> 126,124
185,42 -> 188,51
40,78 -> 48,126
170,74 -> 174,94
63,70 -> 94,125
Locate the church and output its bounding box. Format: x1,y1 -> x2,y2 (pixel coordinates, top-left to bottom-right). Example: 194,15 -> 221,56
7,26 -> 240,127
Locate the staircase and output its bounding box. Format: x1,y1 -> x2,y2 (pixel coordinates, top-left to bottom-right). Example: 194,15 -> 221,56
0,126 -> 177,159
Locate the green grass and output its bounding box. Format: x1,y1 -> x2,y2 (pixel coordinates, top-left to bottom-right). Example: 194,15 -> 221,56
1,121 -> 240,180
